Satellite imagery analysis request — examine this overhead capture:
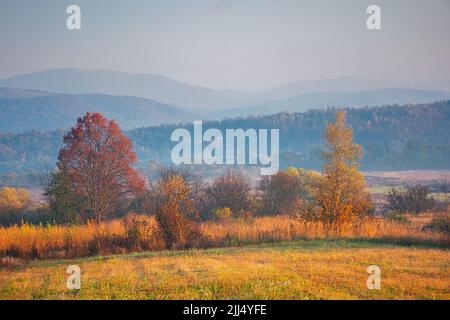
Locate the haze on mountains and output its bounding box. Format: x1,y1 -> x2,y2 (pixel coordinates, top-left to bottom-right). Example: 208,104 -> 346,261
210,89 -> 450,118
1,69 -> 450,123
0,87 -> 196,133
0,69 -> 242,112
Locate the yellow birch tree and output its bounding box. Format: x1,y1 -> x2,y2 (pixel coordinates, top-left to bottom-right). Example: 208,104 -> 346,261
313,111 -> 373,233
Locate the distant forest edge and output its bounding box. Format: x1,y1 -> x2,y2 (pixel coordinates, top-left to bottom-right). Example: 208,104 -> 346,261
0,100 -> 449,177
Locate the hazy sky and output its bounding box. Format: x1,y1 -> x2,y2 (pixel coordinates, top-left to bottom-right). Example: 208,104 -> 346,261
1,0 -> 449,90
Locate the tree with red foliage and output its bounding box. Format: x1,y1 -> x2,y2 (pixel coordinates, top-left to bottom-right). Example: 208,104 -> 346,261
58,112 -> 146,223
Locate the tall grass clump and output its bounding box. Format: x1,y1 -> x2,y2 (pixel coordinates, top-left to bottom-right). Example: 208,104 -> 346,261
0,214 -> 447,262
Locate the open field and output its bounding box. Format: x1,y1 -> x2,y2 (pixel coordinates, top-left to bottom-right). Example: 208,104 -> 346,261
364,170 -> 450,187
363,170 -> 450,212
0,214 -> 448,300
0,239 -> 448,300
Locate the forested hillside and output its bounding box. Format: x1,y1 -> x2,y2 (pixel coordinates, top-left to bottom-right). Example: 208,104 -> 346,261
1,100 -> 449,174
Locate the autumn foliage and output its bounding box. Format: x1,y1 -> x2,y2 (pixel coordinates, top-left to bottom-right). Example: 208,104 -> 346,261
0,187 -> 32,215
3,110 -> 446,264
204,171 -> 253,218
0,215 -> 447,260
311,111 -> 373,232
57,112 -> 145,222
153,175 -> 201,249
259,171 -> 303,216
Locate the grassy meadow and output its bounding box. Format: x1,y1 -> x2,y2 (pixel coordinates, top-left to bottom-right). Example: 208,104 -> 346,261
0,239 -> 448,300
1,170 -> 448,300
0,214 -> 448,300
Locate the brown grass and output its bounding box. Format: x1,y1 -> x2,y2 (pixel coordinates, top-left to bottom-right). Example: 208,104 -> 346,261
0,215 -> 447,261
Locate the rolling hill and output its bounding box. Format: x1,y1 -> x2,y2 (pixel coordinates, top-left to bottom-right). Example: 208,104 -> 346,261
0,69 -> 241,112
259,77 -> 450,100
0,87 -> 197,133
210,89 -> 450,118
2,69 -> 450,116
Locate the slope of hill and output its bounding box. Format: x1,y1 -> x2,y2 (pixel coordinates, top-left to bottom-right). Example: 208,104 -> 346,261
0,87 -> 50,99
0,88 -> 197,133
0,69 -> 240,112
1,100 -> 449,174
209,89 -> 450,118
262,77 -> 400,100
260,77 -> 449,100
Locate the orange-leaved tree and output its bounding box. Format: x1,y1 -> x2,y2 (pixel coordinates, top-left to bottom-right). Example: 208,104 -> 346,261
154,175 -> 200,249
0,187 -> 32,215
57,112 -> 146,223
313,111 -> 373,232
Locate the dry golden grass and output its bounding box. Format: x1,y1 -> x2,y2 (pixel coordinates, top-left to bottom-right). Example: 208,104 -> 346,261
0,240 -> 448,300
201,215 -> 445,246
0,214 -> 447,261
0,218 -> 167,260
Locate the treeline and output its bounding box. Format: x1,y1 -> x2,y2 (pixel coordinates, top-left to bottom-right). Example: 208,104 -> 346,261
1,112 -> 374,243
131,100 -> 450,171
1,100 -> 450,174
2,111 -> 449,249
101,111 -> 362,247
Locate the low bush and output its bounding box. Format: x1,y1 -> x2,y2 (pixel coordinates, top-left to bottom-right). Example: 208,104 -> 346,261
211,207 -> 233,221
122,212 -> 163,251
384,210 -> 409,224
422,215 -> 450,245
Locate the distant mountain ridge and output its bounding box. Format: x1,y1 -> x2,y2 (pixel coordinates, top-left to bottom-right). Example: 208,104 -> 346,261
210,88 -> 450,118
2,69 -> 450,115
0,87 -> 196,133
0,69 -> 240,112
0,87 -> 50,99
2,85 -> 450,133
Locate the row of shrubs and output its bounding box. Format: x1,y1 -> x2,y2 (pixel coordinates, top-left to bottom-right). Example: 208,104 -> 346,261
0,168 -> 321,225
2,168 -> 449,230
385,184 -> 448,214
